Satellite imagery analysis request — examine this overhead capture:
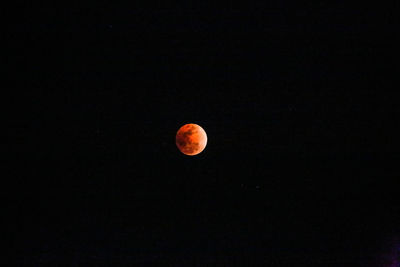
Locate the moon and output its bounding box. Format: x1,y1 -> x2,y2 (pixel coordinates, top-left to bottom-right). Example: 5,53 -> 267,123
176,123 -> 207,156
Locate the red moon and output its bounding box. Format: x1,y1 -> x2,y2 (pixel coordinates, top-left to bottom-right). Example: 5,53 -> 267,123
176,123 -> 207,156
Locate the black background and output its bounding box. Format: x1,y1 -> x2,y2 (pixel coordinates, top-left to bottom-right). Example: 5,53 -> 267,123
9,2 -> 399,266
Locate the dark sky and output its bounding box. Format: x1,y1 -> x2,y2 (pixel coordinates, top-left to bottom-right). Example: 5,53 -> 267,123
9,3 -> 399,266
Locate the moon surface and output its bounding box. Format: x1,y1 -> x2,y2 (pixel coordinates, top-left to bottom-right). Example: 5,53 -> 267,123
176,123 -> 207,156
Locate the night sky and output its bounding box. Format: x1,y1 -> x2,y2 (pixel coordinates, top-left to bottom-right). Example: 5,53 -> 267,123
9,3 -> 399,266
